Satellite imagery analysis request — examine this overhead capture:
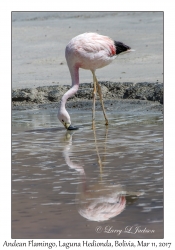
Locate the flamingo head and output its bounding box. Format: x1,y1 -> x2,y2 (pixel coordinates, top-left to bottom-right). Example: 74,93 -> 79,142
58,109 -> 78,130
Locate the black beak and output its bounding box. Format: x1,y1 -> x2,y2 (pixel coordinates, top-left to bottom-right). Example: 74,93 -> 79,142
67,125 -> 79,130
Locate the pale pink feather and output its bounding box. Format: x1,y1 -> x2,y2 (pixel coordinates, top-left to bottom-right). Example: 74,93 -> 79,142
58,32 -> 131,128
65,33 -> 116,72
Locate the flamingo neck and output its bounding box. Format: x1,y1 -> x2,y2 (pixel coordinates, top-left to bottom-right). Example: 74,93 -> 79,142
60,65 -> 80,109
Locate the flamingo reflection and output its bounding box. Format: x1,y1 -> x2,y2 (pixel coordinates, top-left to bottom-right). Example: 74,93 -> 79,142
62,124 -> 143,222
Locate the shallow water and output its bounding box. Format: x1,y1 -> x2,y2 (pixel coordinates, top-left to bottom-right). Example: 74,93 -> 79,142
12,109 -> 163,239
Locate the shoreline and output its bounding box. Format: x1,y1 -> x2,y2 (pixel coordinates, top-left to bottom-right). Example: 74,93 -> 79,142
12,81 -> 163,114
12,81 -> 163,110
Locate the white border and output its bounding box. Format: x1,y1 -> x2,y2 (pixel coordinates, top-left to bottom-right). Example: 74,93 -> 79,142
1,1 -> 175,249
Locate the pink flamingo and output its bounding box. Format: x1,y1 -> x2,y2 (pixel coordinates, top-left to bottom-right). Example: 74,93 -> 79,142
58,32 -> 132,130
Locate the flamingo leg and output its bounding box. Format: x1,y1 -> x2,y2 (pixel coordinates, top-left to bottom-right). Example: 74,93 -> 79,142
93,72 -> 108,125
93,120 -> 103,175
92,71 -> 97,129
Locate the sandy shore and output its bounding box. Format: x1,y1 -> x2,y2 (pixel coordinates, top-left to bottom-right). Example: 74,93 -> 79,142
12,12 -> 163,89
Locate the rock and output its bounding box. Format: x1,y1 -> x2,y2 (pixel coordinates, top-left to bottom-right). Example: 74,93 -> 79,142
123,87 -> 135,99
27,89 -> 38,102
154,84 -> 163,104
79,82 -> 93,89
35,92 -> 46,103
75,88 -> 93,99
100,85 -> 108,97
48,90 -> 61,102
12,90 -> 29,102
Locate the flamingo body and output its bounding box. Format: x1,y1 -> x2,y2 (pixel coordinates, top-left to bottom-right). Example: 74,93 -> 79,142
65,33 -> 117,71
58,32 -> 132,130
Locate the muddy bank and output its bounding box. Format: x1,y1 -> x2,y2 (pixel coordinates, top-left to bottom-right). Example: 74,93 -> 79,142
12,81 -> 163,113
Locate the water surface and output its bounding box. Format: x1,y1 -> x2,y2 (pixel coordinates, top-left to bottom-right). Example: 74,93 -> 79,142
12,109 -> 163,239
